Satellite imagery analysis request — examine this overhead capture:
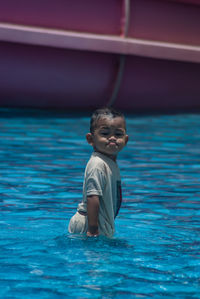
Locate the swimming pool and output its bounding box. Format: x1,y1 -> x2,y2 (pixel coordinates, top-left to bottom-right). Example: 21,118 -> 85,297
0,108 -> 200,298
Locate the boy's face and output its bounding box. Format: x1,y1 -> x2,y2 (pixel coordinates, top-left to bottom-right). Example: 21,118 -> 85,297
86,116 -> 128,160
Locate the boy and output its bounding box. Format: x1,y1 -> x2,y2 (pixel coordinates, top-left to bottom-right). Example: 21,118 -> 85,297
68,107 -> 128,237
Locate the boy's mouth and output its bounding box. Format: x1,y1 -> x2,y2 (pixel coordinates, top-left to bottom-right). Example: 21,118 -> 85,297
107,142 -> 118,147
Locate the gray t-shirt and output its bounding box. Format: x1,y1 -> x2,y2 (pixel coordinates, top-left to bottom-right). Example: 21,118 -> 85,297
78,151 -> 122,237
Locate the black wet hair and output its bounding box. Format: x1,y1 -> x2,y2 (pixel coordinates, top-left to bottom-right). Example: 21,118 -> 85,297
90,107 -> 126,134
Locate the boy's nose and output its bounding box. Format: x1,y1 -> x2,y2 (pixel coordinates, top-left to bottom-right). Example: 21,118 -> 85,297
109,135 -> 116,141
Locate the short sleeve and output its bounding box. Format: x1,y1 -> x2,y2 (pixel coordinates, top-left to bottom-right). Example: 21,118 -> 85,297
85,168 -> 106,197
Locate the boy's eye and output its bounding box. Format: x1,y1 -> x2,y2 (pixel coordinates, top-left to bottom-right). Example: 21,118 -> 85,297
100,131 -> 109,136
99,130 -> 125,137
115,131 -> 125,137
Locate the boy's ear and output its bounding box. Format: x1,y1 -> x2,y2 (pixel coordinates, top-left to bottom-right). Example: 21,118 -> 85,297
86,133 -> 94,145
125,135 -> 129,145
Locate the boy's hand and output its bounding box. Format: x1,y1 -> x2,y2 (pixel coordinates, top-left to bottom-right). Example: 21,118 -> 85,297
87,230 -> 99,237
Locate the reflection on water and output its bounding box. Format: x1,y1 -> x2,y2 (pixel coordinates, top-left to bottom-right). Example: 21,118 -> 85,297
0,109 -> 200,298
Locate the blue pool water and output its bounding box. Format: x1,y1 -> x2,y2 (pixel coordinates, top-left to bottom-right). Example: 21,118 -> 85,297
0,108 -> 200,298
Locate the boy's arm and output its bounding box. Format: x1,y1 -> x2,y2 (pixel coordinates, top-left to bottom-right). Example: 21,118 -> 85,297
87,195 -> 100,237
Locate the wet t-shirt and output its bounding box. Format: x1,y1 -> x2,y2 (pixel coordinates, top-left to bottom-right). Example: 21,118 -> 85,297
78,152 -> 122,237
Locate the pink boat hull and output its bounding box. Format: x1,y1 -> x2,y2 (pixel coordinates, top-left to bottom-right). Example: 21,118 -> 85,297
0,0 -> 200,111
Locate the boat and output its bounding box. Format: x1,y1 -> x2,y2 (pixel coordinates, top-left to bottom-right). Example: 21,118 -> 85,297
0,0 -> 200,112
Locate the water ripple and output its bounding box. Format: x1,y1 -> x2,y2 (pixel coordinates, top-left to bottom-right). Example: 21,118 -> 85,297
0,109 -> 200,298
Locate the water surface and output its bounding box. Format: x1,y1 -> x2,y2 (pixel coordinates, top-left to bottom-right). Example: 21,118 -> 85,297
0,109 -> 200,298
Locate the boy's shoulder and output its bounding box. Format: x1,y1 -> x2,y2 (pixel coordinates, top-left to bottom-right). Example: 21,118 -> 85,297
86,152 -> 119,172
87,152 -> 107,169
85,152 -> 120,179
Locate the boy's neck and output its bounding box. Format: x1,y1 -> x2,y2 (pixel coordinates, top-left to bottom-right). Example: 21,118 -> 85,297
94,150 -> 117,162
